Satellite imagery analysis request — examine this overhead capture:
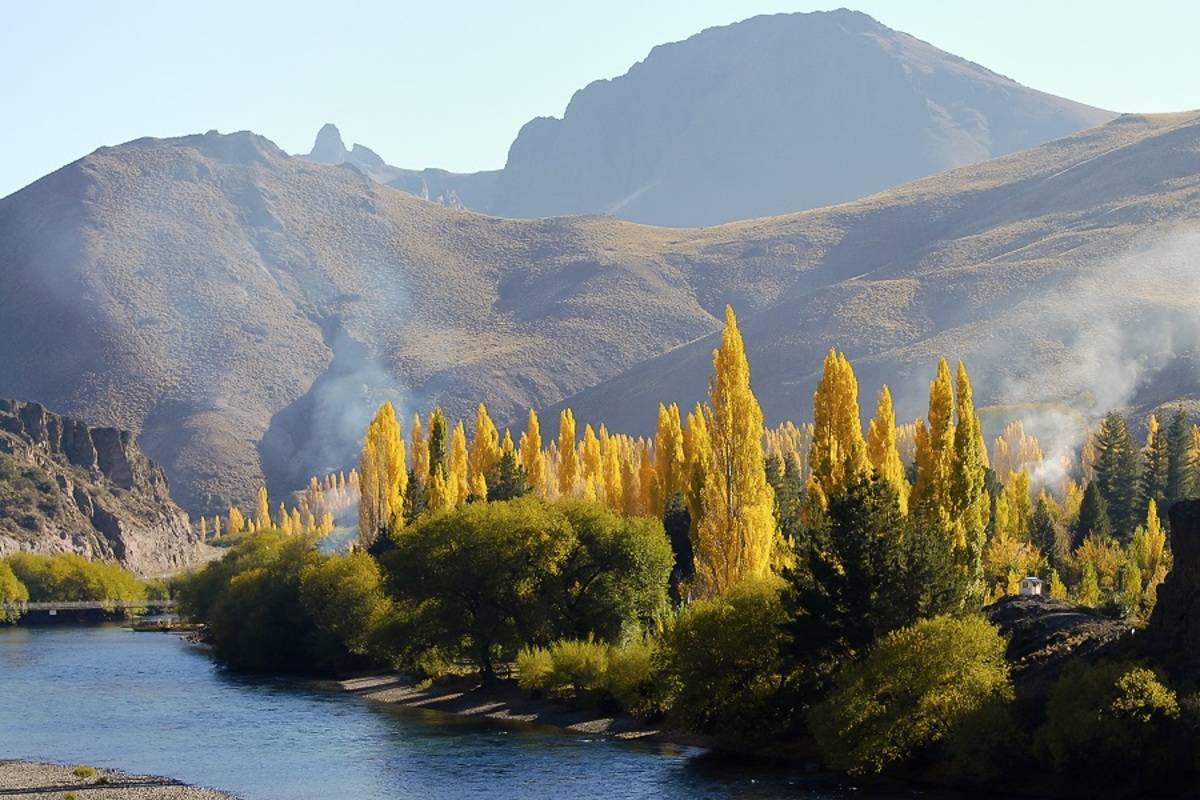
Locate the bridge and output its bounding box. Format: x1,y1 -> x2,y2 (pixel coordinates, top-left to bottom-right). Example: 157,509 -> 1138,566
2,599 -> 176,612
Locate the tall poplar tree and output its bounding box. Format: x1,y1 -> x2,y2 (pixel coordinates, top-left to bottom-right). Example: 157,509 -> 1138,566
558,409 -> 579,497
810,348 -> 868,501
694,306 -> 776,596
951,360 -> 989,598
1142,414 -> 1170,516
519,409 -> 546,496
655,402 -> 687,510
468,403 -> 502,495
866,384 -> 909,514
357,401 -> 408,547
912,358 -> 956,515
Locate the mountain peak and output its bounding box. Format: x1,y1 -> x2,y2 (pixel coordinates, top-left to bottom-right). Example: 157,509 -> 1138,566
308,123 -> 347,164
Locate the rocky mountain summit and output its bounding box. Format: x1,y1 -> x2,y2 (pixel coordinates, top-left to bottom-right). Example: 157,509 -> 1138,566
311,10 -> 1115,226
0,399 -> 207,576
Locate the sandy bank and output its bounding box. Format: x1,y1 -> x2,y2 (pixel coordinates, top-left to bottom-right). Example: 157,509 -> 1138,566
0,760 -> 236,799
339,674 -> 710,748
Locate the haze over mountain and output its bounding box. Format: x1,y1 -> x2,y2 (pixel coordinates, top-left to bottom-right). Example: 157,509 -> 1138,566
302,9 -> 1115,227
2,110 -> 1198,516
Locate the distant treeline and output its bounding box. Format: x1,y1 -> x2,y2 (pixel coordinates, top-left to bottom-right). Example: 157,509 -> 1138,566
0,552 -> 160,622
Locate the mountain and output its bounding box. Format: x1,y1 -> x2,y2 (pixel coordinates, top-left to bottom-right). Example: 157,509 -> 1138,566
0,399 -> 208,576
1,112 -> 1198,517
303,9 -> 1115,227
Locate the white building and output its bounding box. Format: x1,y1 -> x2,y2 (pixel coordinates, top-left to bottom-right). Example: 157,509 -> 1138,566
1019,576 -> 1044,596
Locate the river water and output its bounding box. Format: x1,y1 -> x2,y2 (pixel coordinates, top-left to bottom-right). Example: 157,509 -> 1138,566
0,625 -> 920,799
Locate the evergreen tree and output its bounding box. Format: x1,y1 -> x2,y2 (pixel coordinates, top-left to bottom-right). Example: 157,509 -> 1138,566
485,450 -> 529,501
427,408 -> 449,481
1074,481 -> 1113,547
1141,414 -> 1170,517
1093,411 -> 1141,542
694,306 -> 776,596
662,491 -> 694,602
1030,490 -> 1069,569
1166,410 -> 1196,506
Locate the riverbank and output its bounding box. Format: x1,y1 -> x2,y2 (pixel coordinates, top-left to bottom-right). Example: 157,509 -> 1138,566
0,760 -> 236,799
339,673 -> 712,748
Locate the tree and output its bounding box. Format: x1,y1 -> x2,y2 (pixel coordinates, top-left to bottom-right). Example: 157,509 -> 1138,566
558,409 -> 579,497
682,403 -> 711,547
468,403 -> 502,497
1130,500 -> 1168,584
520,409 -> 546,496
866,384 -> 909,514
448,421 -> 470,506
1030,490 -> 1070,569
1074,481 -> 1113,547
810,349 -> 868,501
255,486 -> 271,531
808,615 -> 1013,776
662,491 -> 694,601
410,413 -> 429,482
655,580 -> 789,746
1166,410 -> 1196,506
693,306 -> 776,596
0,561 -> 29,623
486,450 -> 529,501
1142,414 -> 1170,517
912,358 -> 956,514
655,403 -> 686,511
357,401 -> 407,547
427,408 -> 449,481
1093,412 -> 1141,542
951,361 -> 989,600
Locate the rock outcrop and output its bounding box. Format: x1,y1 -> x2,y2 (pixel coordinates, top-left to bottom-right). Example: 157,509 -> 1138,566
0,399 -> 208,576
1147,499 -> 1200,673
984,595 -> 1133,692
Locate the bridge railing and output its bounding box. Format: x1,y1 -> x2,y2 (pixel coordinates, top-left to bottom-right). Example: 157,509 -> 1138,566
0,599 -> 177,612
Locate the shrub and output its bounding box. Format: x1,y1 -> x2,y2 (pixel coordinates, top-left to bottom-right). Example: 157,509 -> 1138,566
808,614 -> 1013,775
515,646 -> 554,692
1038,661 -> 1180,785
71,765 -> 96,778
604,638 -> 661,719
544,637 -> 609,699
655,579 -> 790,746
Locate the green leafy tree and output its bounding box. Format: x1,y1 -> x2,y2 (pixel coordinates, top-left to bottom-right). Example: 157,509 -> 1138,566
655,579 -> 789,746
808,614 -> 1013,775
0,561 -> 29,623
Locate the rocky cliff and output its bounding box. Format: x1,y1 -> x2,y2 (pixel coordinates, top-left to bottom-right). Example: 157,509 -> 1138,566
0,399 -> 207,576
1147,499 -> 1200,673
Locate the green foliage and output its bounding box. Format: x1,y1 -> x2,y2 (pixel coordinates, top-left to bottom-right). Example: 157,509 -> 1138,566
515,646 -> 554,691
71,765 -> 96,779
1093,413 -> 1141,542
0,560 -> 29,622
380,498 -> 672,677
1038,661 -> 1180,787
604,638 -> 661,719
808,614 -> 1013,776
1165,410 -> 1197,505
655,579 -> 789,745
484,451 -> 528,501
177,531 -> 382,673
4,552 -> 145,606
1074,481 -> 1113,547
516,637 -> 662,719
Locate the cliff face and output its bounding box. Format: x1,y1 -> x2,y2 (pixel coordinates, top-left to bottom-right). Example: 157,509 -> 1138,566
0,399 -> 207,576
1147,499 -> 1200,672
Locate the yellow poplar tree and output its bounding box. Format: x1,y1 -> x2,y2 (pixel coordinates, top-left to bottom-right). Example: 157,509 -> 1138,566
912,357 -> 956,514
256,486 -> 270,531
866,384 -> 909,514
410,413 -> 429,482
468,403 -> 502,494
227,505 -> 245,535
448,421 -> 470,506
951,360 -> 990,597
520,409 -> 546,497
683,402 -> 712,542
639,448 -> 660,517
603,438 -> 623,509
558,409 -> 579,497
655,403 -> 687,514
357,401 -> 408,546
581,424 -> 603,494
810,348 -> 868,501
694,306 -> 776,596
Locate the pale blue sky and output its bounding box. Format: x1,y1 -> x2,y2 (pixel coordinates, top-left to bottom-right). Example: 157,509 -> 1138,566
2,1 -> 1198,198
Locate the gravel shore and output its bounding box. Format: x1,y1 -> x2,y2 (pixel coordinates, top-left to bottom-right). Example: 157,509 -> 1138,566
0,760 -> 236,799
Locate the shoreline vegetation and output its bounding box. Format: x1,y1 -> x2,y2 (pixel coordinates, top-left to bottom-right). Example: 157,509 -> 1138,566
0,760 -> 235,799
15,306 -> 1200,796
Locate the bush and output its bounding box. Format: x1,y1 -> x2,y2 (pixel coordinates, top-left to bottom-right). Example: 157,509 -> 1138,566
71,765 -> 96,778
515,646 -> 554,692
655,579 -> 790,746
604,638 -> 661,719
808,614 -> 1013,775
1038,661 -> 1181,786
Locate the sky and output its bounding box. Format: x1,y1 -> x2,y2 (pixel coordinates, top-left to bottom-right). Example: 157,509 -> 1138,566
2,0 -> 1198,198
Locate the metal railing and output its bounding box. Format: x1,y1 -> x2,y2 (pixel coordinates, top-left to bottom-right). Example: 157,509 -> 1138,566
1,599 -> 176,611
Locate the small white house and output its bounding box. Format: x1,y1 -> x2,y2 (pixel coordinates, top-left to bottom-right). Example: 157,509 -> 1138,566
1019,576 -> 1044,596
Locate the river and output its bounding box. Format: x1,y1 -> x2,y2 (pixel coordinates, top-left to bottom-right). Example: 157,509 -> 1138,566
0,625 -> 921,799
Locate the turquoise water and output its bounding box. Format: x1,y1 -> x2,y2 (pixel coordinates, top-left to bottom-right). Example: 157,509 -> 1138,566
0,625 -> 911,799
